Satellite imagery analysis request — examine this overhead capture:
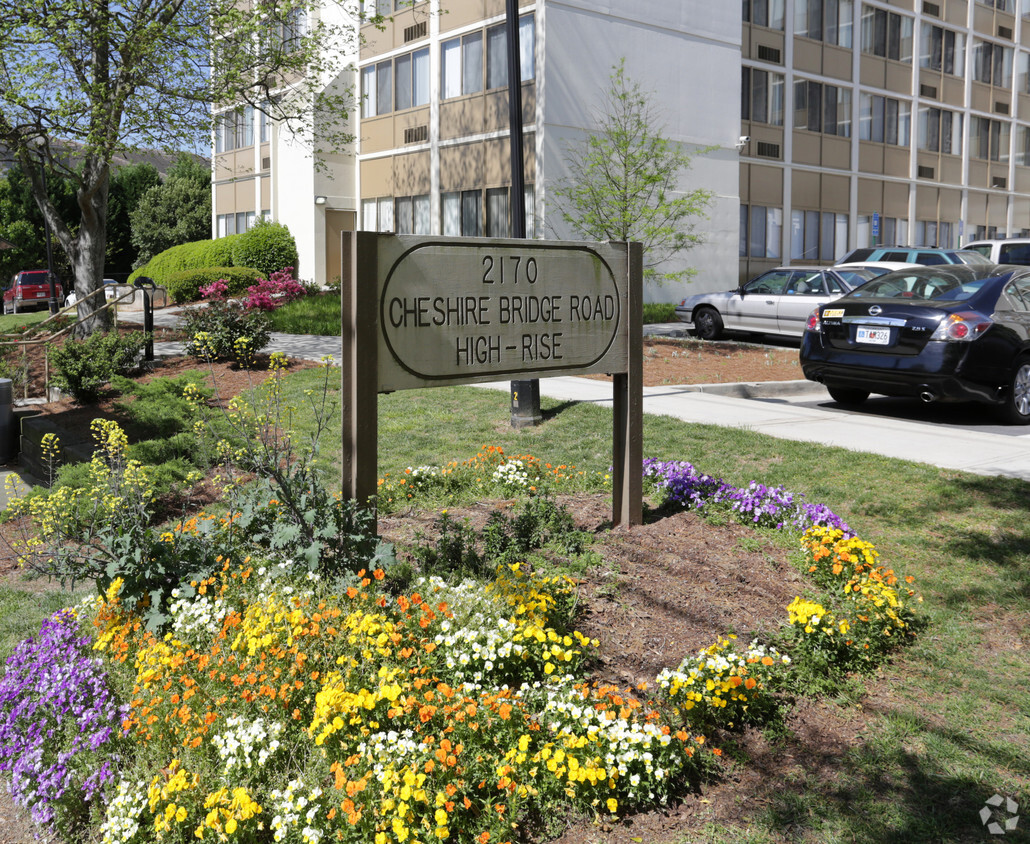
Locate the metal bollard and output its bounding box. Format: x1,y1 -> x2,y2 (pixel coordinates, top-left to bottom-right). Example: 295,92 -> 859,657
134,276 -> 156,361
0,378 -> 12,464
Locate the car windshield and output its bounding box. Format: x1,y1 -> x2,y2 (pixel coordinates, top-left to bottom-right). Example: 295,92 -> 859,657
848,271 -> 989,302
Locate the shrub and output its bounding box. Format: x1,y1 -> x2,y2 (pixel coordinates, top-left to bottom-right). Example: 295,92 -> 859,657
128,236 -> 239,288
642,302 -> 677,323
230,219 -> 298,279
4,419 -> 213,629
163,266 -> 263,304
49,331 -> 149,403
243,267 -> 306,311
180,300 -> 271,362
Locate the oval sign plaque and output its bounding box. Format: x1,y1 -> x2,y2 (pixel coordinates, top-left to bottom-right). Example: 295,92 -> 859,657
379,241 -> 622,383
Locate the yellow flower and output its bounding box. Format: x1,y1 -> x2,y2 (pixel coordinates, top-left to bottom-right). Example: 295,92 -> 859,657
607,798 -> 618,813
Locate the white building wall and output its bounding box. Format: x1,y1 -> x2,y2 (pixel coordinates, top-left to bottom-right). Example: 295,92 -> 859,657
539,0 -> 742,302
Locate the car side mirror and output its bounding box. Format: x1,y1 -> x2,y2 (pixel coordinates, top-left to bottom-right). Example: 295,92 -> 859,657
737,286 -> 747,296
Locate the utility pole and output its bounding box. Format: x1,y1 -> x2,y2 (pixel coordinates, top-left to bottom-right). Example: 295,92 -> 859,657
506,0 -> 541,427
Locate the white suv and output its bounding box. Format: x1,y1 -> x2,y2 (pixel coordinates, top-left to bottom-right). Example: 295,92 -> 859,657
962,238 -> 1030,266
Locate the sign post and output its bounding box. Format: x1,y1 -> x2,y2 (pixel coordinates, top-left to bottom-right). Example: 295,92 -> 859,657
341,233 -> 642,526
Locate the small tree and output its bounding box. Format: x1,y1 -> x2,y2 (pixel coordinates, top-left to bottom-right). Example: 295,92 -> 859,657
550,60 -> 714,285
130,155 -> 212,268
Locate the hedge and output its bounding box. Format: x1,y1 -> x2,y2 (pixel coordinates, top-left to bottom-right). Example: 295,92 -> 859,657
162,267 -> 264,304
129,236 -> 240,289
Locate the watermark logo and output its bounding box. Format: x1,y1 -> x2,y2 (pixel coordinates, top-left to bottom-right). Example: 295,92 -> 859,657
980,794 -> 1019,836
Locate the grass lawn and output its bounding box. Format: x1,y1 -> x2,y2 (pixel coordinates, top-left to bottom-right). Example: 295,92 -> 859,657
264,295 -> 681,336
0,372 -> 1026,842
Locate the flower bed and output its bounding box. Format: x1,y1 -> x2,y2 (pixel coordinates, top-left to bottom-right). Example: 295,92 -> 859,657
0,448 -> 921,843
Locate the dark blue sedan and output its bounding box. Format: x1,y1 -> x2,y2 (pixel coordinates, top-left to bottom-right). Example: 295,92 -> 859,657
800,264 -> 1030,424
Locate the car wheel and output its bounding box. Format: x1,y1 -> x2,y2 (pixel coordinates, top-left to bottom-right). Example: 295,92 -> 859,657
999,357 -> 1030,425
694,307 -> 723,341
827,386 -> 869,406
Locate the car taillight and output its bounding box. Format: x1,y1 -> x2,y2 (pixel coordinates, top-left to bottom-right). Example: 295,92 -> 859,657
929,311 -> 993,342
805,309 -> 821,332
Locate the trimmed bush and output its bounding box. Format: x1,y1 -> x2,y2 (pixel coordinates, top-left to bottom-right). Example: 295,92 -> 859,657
129,236 -> 240,288
162,266 -> 264,304
230,220 -> 298,278
49,331 -> 149,404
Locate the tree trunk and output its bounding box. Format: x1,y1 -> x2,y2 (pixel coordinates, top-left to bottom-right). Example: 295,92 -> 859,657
69,161 -> 114,337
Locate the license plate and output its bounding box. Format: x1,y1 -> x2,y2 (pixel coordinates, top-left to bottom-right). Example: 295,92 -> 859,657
856,326 -> 890,345
34,292 -> 46,298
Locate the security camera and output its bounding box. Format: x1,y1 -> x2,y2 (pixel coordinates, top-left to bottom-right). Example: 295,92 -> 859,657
736,135 -> 750,148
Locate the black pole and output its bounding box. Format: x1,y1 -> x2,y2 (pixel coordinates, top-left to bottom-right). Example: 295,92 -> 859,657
40,162 -> 58,314
506,0 -> 541,428
135,276 -> 155,361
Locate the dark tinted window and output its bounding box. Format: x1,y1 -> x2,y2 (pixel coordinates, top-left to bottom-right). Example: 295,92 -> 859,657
851,271 -> 986,301
840,248 -> 875,262
916,252 -> 948,265
1000,244 -> 1030,265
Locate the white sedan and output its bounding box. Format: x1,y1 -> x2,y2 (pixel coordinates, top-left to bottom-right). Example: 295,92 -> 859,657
675,265 -> 883,340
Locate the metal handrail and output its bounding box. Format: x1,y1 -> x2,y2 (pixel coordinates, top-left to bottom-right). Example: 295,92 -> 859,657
0,285 -> 163,401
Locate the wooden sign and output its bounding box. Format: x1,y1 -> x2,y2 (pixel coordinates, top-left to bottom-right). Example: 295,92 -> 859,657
376,237 -> 629,391
341,232 -> 642,526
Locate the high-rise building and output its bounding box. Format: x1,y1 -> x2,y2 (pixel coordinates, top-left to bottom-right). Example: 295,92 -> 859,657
210,0 -> 1030,300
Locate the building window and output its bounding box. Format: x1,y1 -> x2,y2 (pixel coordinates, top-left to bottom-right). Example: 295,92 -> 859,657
861,6 -> 913,62
794,79 -> 851,136
214,109 -> 256,153
395,195 -> 431,234
972,40 -> 1013,86
441,15 -> 533,100
741,67 -> 785,126
971,116 -> 1010,162
362,197 -> 395,232
740,204 -> 783,259
859,94 -> 910,145
485,187 -> 508,236
976,0 -> 1015,10
857,214 -> 909,247
361,60 -> 393,117
919,24 -> 965,75
395,48 -> 430,110
795,0 -> 853,47
916,220 -> 954,248
441,190 -> 482,236
1017,125 -> 1030,166
1020,52 -> 1030,93
216,212 -> 256,237
790,210 -> 848,261
918,107 -> 963,154
259,106 -> 270,143
743,0 -> 785,29
361,0 -> 391,17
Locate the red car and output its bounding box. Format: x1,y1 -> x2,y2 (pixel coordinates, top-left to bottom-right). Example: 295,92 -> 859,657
3,270 -> 64,314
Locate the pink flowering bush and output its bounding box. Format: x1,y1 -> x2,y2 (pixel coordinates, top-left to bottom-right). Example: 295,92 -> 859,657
199,279 -> 229,300
243,268 -> 306,311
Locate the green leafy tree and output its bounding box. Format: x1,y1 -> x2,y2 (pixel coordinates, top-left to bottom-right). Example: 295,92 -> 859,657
0,0 -> 379,333
130,155 -> 212,268
106,163 -> 161,276
549,60 -> 714,285
0,165 -> 76,283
